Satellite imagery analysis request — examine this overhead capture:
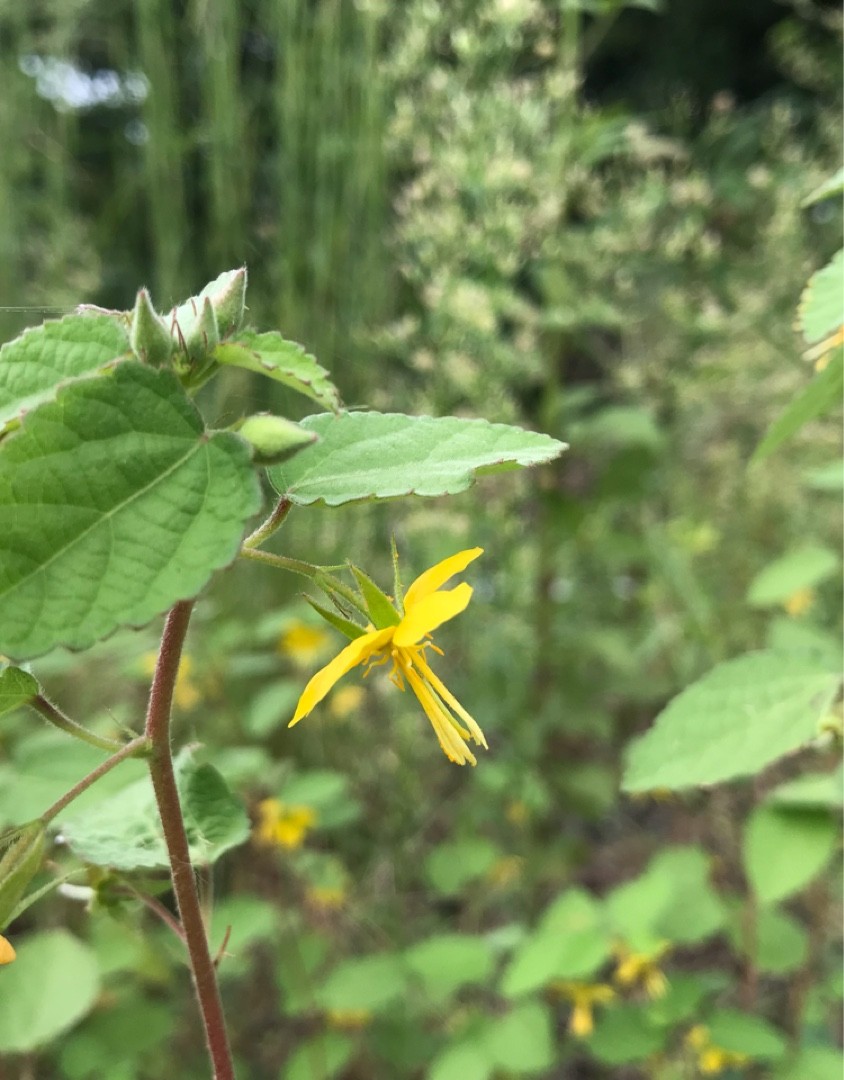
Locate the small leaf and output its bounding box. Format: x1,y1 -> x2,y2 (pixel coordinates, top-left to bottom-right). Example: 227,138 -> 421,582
802,168 -> 844,207
0,930 -> 100,1053
744,805 -> 838,903
317,953 -> 407,1013
586,1004 -> 665,1065
752,347 -> 843,464
425,838 -> 500,895
799,249 -> 844,345
0,361 -> 262,658
482,1002 -> 554,1073
0,666 -> 38,717
285,1033 -> 354,1080
405,934 -> 494,1004
747,545 -> 840,607
0,313 -> 129,430
215,331 -> 341,411
622,651 -> 841,791
729,907 -> 808,974
269,412 -> 567,506
61,751 -> 249,870
706,1009 -> 787,1060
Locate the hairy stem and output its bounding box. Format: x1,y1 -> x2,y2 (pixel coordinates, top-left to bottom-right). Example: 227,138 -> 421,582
30,695 -> 127,753
238,544 -> 317,579
145,600 -> 234,1080
243,496 -> 292,548
40,736 -> 148,824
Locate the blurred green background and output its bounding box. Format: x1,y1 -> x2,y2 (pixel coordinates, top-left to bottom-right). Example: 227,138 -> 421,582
0,1 -> 841,1077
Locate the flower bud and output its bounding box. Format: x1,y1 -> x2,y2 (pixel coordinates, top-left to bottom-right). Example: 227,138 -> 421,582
209,267 -> 247,336
130,288 -> 173,366
238,413 -> 317,465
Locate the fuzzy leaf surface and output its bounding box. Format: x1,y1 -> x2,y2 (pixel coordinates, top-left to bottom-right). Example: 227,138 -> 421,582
269,412 -> 567,506
215,331 -> 340,411
0,314 -> 129,431
0,361 -> 261,658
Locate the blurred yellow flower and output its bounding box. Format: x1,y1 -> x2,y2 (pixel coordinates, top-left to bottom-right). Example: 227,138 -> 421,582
291,548 -> 487,766
487,855 -> 524,888
552,981 -> 615,1037
685,1026 -> 749,1074
613,940 -> 669,999
306,884 -> 347,911
505,799 -> 530,825
0,934 -> 15,965
329,684 -> 365,720
254,798 -> 315,850
279,621 -> 331,666
326,1007 -> 371,1031
783,586 -> 815,618
141,652 -> 201,711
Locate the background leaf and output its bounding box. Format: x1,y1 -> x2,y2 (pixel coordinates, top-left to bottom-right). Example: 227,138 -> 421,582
61,752 -> 249,870
0,361 -> 261,658
798,249 -> 844,344
268,412 -> 567,505
743,805 -> 839,903
622,652 -> 840,791
752,347 -> 843,464
0,666 -> 38,717
747,545 -> 840,606
0,930 -> 100,1053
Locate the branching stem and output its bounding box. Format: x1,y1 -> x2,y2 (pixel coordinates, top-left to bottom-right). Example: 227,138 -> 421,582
30,694 -> 128,753
40,736 -> 148,824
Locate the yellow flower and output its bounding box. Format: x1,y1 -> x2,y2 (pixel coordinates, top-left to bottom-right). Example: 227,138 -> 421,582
783,586 -> 815,618
326,1007 -> 371,1031
254,798 -> 315,850
306,884 -> 347,911
684,1026 -> 750,1075
290,548 -> 488,766
279,621 -> 331,666
141,652 -> 201,711
613,940 -> 669,999
0,934 -> 15,965
329,685 -> 365,720
552,981 -> 615,1037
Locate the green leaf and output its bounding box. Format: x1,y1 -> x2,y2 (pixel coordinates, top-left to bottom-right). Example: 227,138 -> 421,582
285,1033 -> 354,1080
586,1004 -> 665,1065
744,805 -> 838,903
799,249 -> 844,344
501,889 -> 610,997
622,651 -> 841,791
317,953 -> 407,1013
0,821 -> 45,928
62,752 -> 249,870
482,1001 -> 554,1073
0,665 -> 38,716
768,767 -> 843,810
775,1045 -> 844,1080
729,906 -> 808,974
752,347 -> 843,464
215,331 -> 340,411
707,1009 -> 787,1060
268,412 -> 567,506
0,930 -> 100,1053
405,934 -> 495,1004
802,460 -> 843,491
429,1042 -> 492,1080
802,168 -> 844,206
747,545 -> 840,607
0,313 -> 129,430
0,361 -> 261,658
425,838 -> 501,895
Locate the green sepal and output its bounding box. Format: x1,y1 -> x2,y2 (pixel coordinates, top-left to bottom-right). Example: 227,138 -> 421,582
350,565 -> 400,628
390,536 -> 404,614
210,267 -> 248,336
305,596 -> 367,641
0,822 -> 46,929
129,288 -> 173,366
237,414 -> 318,465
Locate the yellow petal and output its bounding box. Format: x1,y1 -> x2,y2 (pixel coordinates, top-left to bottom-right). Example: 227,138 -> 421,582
403,547 -> 483,609
0,935 -> 15,965
290,628 -> 393,725
393,583 -> 473,647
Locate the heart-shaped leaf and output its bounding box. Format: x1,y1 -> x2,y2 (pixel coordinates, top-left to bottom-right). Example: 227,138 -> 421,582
0,361 -> 262,658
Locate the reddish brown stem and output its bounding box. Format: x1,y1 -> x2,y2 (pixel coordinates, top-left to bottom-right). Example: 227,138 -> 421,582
145,601 -> 234,1080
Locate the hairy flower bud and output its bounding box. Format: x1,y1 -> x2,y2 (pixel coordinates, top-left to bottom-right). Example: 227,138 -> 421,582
210,267 -> 248,337
129,288 -> 173,366
238,413 -> 317,464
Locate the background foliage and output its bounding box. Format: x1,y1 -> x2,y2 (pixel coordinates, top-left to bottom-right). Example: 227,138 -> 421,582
0,0 -> 841,1077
